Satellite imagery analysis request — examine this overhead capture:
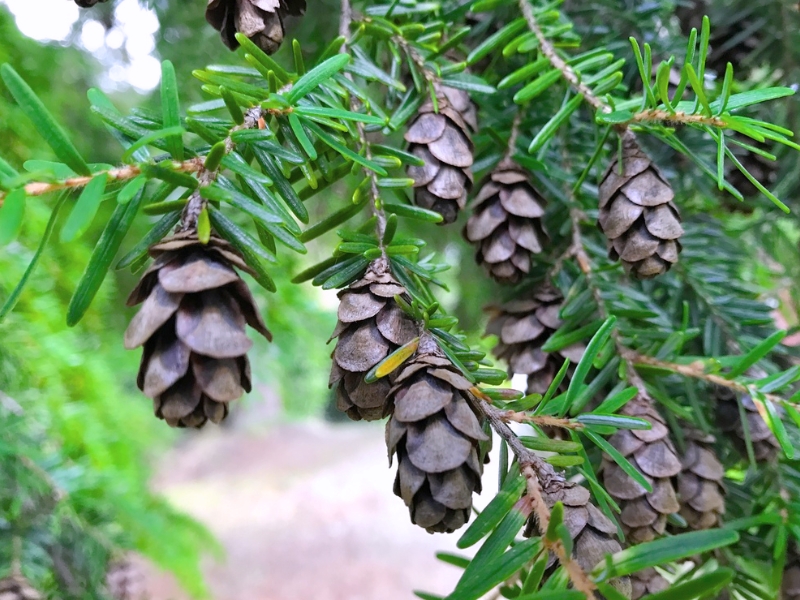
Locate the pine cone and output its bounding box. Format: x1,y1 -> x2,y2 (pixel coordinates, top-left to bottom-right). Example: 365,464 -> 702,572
598,133 -> 683,279
677,429 -> 725,530
485,287 -> 584,395
386,334 -> 488,533
630,568 -> 669,600
784,548 -> 800,600
601,397 -> 681,543
715,387 -> 780,462
464,161 -> 548,284
106,558 -> 143,600
0,576 -> 41,600
206,0 -> 306,54
329,258 -> 418,421
124,231 -> 271,428
74,0 -> 107,5
406,91 -> 475,225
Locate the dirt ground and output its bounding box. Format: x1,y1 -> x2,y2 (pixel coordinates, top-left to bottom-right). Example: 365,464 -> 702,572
142,418 -> 483,600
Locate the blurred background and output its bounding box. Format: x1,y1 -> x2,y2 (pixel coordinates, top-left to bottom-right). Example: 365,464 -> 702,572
0,1 -> 498,598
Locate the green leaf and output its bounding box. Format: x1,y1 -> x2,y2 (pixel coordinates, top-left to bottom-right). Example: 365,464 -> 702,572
643,569 -> 734,600
220,86 -> 244,125
467,18 -> 526,65
66,187 -> 146,326
457,473 -> 526,549
299,201 -> 367,242
578,414 -> 651,430
727,330 -> 786,378
286,54 -> 351,103
23,160 -> 77,180
762,397 -> 794,459
321,256 -> 370,289
498,57 -> 550,89
160,60 -> 184,161
207,207 -> 276,292
295,105 -> 385,125
117,175 -> 147,205
197,206 -> 211,244
305,122 -> 388,176
440,72 -> 496,95
220,153 -> 272,185
566,317 -> 616,407
203,141 -> 227,172
60,174 -> 109,243
710,86 -> 795,112
115,210 -> 181,269
1,64 -> 91,176
251,146 -> 309,223
0,193 -> 69,320
529,94 -> 584,153
383,203 -> 444,223
513,70 -> 562,104
121,126 -> 186,163
519,436 -> 582,453
584,430 -> 652,493
200,185 -> 284,235
593,529 -> 738,580
0,189 -> 26,246
449,538 -> 540,600
289,113 -> 318,160
436,552 -> 471,569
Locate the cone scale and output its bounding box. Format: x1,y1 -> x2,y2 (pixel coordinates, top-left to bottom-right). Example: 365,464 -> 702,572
206,0 -> 306,54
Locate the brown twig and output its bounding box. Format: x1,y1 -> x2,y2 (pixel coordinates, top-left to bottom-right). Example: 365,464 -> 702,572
499,410 -> 585,430
502,112 -> 524,163
629,109 -> 726,127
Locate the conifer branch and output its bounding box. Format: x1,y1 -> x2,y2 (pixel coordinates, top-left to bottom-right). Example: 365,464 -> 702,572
628,109 -> 727,127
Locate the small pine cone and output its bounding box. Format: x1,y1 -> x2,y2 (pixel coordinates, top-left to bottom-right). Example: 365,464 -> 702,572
630,568 -> 669,600
385,334 -> 488,533
124,231 -> 271,428
206,0 -> 306,54
405,91 -> 475,225
784,548 -> 800,600
485,287 -> 584,395
677,429 -> 725,530
525,478 -> 631,598
598,132 -> 683,279
439,85 -> 478,133
0,576 -> 41,600
106,558 -> 143,600
464,161 -> 548,284
329,259 -> 418,421
715,387 -> 780,462
601,397 -> 681,543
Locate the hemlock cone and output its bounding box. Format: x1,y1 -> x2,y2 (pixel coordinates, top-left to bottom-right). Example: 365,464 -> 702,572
485,287 -> 584,395
206,0 -> 307,54
527,478 -> 632,598
598,132 -> 683,279
74,0 -> 107,6
0,576 -> 41,600
385,334 -> 488,533
464,160 -> 548,284
715,387 -> 780,462
405,91 -> 475,225
677,429 -> 726,530
124,231 -> 271,428
328,258 -> 418,421
630,568 -> 669,600
601,396 -> 681,543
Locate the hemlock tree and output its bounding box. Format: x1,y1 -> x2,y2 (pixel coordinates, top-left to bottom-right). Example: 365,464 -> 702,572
1,0 -> 800,598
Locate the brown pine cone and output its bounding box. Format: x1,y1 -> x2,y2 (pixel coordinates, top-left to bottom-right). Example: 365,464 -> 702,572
329,258 -> 418,421
405,91 -> 475,225
784,547 -> 800,600
598,132 -> 683,279
385,333 -> 488,533
485,287 -> 584,395
0,576 -> 41,600
206,0 -> 306,54
524,474 -> 631,598
630,568 -> 669,600
677,429 -> 725,530
106,558 -> 143,600
124,231 -> 271,428
715,387 -> 780,462
440,85 -> 478,132
601,396 -> 681,543
464,160 -> 548,284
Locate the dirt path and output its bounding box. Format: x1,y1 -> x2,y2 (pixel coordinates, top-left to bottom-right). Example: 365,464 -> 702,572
143,420 -> 479,600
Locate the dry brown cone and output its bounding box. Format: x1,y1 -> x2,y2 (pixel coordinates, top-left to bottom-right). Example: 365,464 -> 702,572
598,132 -> 683,279
405,89 -> 475,225
601,396 -> 682,543
523,475 -> 632,598
714,386 -> 780,462
385,333 -> 488,533
783,546 -> 800,600
464,160 -> 549,284
0,576 -> 41,600
485,286 -> 584,395
630,568 -> 669,600
206,0 -> 306,54
676,429 -> 726,530
106,558 -> 144,600
329,258 -> 418,421
124,230 -> 271,428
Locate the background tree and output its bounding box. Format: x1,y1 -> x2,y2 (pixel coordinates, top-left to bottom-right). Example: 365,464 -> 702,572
1,0 -> 800,598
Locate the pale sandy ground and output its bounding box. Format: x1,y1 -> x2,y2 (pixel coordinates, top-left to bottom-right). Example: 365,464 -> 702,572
141,418 -> 499,600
